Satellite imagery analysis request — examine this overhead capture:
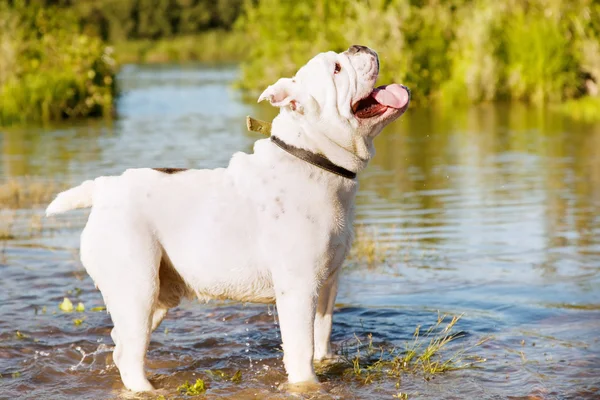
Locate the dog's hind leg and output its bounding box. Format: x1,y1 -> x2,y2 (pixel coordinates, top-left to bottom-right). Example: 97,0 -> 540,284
313,270 -> 340,361
150,255 -> 188,332
107,246 -> 160,391
81,216 -> 161,392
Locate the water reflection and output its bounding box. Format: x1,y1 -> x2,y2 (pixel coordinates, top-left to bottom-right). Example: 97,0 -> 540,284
359,104 -> 600,286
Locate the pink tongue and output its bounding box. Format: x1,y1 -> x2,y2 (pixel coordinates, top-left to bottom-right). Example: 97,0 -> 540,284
372,84 -> 409,109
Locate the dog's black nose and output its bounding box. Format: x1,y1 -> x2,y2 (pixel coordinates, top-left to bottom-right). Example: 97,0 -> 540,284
348,45 -> 371,55
347,45 -> 378,62
348,45 -> 368,54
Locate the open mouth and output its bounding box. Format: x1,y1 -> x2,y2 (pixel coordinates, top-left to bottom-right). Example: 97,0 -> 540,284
352,84 -> 410,119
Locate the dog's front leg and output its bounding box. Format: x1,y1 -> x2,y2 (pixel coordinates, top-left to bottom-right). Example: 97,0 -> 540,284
274,279 -> 318,384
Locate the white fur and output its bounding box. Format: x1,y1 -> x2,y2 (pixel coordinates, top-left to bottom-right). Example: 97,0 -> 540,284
46,179 -> 95,216
46,46 -> 408,392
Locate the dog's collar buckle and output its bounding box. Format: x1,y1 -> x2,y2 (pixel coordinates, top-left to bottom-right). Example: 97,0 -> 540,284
270,136 -> 357,180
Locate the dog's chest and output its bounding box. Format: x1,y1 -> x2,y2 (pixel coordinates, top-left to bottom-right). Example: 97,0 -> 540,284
257,178 -> 355,272
258,176 -> 354,242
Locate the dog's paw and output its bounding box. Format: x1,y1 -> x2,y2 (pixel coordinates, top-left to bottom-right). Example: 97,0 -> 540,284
122,378 -> 155,393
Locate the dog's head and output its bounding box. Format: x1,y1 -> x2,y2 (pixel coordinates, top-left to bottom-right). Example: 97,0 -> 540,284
258,45 -> 410,167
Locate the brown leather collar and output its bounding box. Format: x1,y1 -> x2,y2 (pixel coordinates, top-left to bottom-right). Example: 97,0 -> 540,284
270,136 -> 357,180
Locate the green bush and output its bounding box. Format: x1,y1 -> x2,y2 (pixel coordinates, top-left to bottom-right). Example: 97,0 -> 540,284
501,5 -> 577,103
0,3 -> 116,125
72,0 -> 244,42
235,0 -> 600,108
439,1 -> 504,105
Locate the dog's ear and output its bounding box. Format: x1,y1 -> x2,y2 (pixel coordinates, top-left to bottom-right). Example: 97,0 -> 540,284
258,78 -> 304,112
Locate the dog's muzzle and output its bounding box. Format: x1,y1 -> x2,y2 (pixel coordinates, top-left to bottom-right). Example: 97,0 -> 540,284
345,44 -> 379,77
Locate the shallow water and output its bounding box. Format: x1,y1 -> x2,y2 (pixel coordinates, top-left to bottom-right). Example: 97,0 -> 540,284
1,64 -> 599,399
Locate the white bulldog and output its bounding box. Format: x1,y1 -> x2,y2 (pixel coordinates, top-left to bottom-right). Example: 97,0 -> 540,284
46,45 -> 410,392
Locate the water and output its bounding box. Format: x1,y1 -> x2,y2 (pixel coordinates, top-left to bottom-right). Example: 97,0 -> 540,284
1,64 -> 599,399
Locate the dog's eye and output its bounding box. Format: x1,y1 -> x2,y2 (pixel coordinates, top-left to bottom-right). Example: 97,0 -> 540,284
334,62 -> 342,74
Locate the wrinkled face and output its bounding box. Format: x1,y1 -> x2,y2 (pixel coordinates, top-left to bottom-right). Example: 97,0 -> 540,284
259,45 -> 410,142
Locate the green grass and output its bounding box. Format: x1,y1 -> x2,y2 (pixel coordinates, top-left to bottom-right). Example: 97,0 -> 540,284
177,378 -> 207,396
321,313 -> 489,385
349,225 -> 390,267
0,178 -> 79,241
164,314 -> 486,397
0,179 -> 66,209
0,210 -> 44,241
205,369 -> 243,383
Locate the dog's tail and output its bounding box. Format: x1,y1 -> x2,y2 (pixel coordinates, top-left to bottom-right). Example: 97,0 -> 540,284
46,180 -> 95,216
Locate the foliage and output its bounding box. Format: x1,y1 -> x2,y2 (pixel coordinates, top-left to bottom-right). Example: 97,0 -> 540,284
3,0 -> 599,123
7,0 -> 245,42
114,30 -> 247,64
177,378 -> 206,395
326,313 -> 489,384
350,225 -> 390,267
236,0 -> 600,107
0,178 -> 67,209
205,369 -> 243,383
58,297 -> 74,312
0,2 -> 116,125
558,96 -> 600,122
